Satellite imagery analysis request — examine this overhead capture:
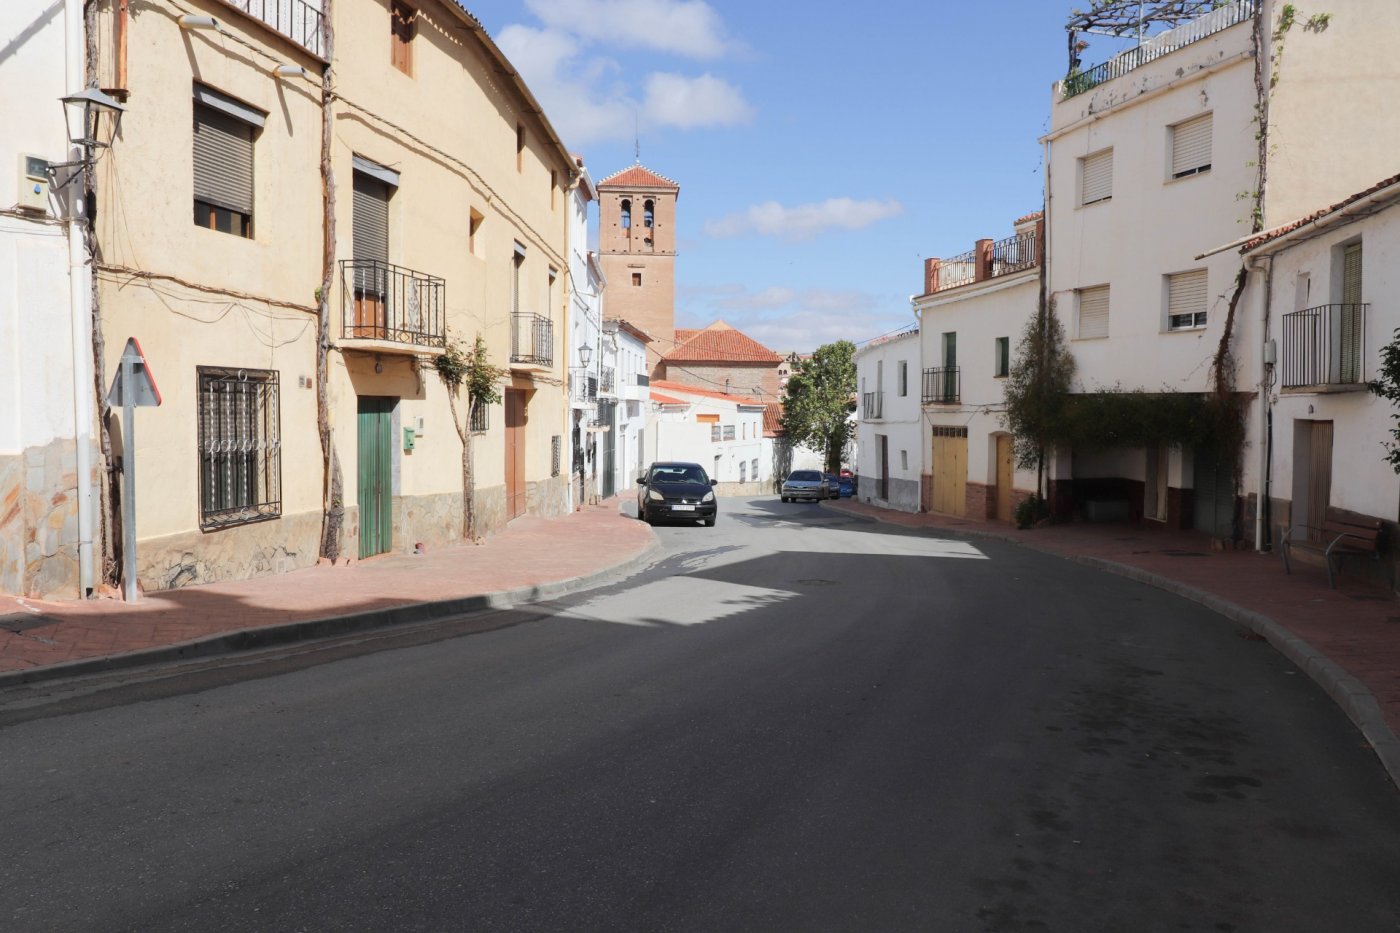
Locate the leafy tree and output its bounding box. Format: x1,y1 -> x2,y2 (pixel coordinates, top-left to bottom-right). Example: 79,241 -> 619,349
780,341 -> 856,473
1369,326 -> 1400,473
434,333 -> 507,542
1001,301 -> 1076,497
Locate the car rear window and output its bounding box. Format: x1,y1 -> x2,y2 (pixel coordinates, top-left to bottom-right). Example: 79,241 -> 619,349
790,471 -> 821,481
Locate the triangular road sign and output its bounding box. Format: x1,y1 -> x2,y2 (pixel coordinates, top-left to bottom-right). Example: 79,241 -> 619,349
106,337 -> 162,407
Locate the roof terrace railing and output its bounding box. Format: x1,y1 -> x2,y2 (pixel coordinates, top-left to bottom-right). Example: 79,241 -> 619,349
923,227 -> 1040,296
1058,0 -> 1257,99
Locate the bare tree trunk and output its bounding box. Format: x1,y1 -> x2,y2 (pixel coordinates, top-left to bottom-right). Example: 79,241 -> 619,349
317,4 -> 344,561
84,1 -> 118,587
444,390 -> 476,542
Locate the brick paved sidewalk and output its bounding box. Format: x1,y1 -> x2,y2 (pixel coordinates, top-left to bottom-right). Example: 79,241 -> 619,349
825,498 -> 1400,784
0,499 -> 656,679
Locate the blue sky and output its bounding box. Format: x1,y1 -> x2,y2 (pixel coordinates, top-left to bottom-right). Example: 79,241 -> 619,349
468,0 -> 1091,353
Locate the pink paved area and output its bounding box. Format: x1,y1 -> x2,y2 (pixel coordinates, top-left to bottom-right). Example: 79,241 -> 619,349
825,499 -> 1400,745
0,500 -> 655,675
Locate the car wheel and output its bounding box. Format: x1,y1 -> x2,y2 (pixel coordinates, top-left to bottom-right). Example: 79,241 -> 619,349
703,516 -> 715,527
781,496 -> 789,503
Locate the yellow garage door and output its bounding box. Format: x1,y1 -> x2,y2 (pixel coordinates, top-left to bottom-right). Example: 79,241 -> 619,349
931,426 -> 967,516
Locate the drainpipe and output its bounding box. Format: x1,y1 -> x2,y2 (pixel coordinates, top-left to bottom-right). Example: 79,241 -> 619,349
65,0 -> 95,597
1251,253 -> 1274,552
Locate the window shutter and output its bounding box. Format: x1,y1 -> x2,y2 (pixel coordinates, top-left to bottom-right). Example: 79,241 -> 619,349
193,105 -> 254,215
352,173 -> 390,264
1081,149 -> 1113,205
1167,269 -> 1208,328
1342,242 -> 1363,304
1078,285 -> 1110,338
1341,243 -> 1363,381
1171,114 -> 1212,177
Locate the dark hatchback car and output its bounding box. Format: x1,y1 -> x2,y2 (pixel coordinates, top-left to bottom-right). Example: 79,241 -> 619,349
637,461 -> 718,526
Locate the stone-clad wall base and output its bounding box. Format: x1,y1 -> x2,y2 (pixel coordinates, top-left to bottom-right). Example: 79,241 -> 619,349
1,438 -> 87,599
138,510 -> 323,591
528,474 -> 570,521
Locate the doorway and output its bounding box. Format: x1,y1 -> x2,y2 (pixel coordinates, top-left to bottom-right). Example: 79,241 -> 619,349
357,396 -> 394,558
995,434 -> 1014,522
1145,444 -> 1168,523
1291,420 -> 1334,540
930,426 -> 967,516
505,388 -> 527,520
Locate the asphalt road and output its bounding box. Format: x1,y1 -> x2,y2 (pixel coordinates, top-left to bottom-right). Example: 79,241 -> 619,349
3,497 -> 1399,932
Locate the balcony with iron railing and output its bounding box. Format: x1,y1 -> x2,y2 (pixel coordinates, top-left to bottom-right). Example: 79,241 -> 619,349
339,259 -> 445,351
1280,303 -> 1367,390
599,367 -> 616,395
1058,0 -> 1257,99
511,313 -> 554,367
861,390 -> 884,420
923,229 -> 1040,296
218,0 -> 326,56
922,367 -> 961,405
571,368 -> 598,403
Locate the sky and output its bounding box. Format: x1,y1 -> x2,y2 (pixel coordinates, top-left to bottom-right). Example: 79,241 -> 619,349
466,0 -> 1100,354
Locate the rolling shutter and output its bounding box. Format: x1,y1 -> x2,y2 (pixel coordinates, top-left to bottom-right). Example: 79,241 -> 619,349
1341,242 -> 1363,382
193,105 -> 254,215
1167,269 -> 1208,329
352,172 -> 390,264
1081,149 -> 1113,205
1171,114 -> 1212,177
1078,285 -> 1110,338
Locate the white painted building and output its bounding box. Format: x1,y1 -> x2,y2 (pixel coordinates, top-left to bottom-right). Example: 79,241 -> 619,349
603,317 -> 651,496
646,380 -> 768,495
912,214 -> 1042,520
1236,174 -> 1400,565
566,161 -> 602,508
1043,0 -> 1400,535
854,330 -> 922,512
1,0 -> 97,599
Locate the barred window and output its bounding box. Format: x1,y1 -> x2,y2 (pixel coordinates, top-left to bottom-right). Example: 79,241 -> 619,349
198,367 -> 281,530
470,398 -> 489,433
722,425 -> 736,441
551,435 -> 561,477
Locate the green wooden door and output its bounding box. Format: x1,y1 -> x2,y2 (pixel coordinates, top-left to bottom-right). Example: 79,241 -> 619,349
358,396 -> 394,558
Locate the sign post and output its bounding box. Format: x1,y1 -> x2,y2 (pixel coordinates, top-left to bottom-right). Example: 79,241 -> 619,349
106,338 -> 161,601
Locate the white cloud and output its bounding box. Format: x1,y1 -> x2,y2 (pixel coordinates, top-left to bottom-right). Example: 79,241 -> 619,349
642,72 -> 755,129
704,198 -> 904,241
496,25 -> 636,146
522,0 -> 732,59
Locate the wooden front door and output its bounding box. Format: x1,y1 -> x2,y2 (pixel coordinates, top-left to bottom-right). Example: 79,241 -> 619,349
877,434 -> 889,500
357,396 -> 394,558
505,389 -> 527,520
1306,421 -> 1334,536
995,434 -> 1014,522
930,426 -> 967,516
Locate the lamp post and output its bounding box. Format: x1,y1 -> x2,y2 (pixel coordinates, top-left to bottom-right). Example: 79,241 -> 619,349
57,87 -> 125,598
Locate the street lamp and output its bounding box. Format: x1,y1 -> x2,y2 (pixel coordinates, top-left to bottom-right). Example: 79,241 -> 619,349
579,342 -> 593,367
60,87 -> 126,152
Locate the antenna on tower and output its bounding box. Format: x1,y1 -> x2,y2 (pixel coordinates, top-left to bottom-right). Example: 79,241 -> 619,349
634,110 -> 641,164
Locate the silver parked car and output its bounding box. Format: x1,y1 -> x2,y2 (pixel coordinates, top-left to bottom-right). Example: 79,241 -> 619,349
781,469 -> 832,502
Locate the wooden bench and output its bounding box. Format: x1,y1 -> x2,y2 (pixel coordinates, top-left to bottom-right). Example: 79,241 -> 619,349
1280,516 -> 1384,589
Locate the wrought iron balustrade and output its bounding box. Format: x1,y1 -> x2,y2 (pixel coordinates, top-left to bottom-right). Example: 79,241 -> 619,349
219,0 -> 325,55
599,367 -> 616,394
511,313 -> 554,366
934,248 -> 978,292
1059,0 -> 1257,99
861,390 -> 884,420
922,367 -> 961,404
339,259 -> 445,348
1280,303 -> 1367,388
572,368 -> 598,401
992,230 -> 1038,276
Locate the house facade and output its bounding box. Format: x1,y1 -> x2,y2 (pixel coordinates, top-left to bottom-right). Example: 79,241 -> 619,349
647,381 -> 768,495
603,318 -> 652,495
0,0 -> 95,599
854,330 -> 922,512
912,215 -> 1042,521
1237,174 -> 1400,570
567,162 -> 604,507
72,0 -> 576,592
1044,0 -> 1400,536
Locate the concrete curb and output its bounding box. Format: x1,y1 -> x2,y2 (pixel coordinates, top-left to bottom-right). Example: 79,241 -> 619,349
826,501 -> 1400,790
0,540 -> 663,691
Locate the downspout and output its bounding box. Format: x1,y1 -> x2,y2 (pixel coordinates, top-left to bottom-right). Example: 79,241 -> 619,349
65,0 -> 95,597
1251,253 -> 1275,551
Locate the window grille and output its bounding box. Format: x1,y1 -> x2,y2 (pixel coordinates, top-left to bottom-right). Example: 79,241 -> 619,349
710,424 -> 721,442
1170,114 -> 1212,179
1167,270 -> 1208,330
551,435 -> 561,476
198,367 -> 281,530
723,425 -> 736,441
470,398 -> 489,433
1080,149 -> 1113,205
1078,285 -> 1111,338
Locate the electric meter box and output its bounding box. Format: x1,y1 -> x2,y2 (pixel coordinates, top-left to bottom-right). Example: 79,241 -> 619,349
18,155 -> 51,213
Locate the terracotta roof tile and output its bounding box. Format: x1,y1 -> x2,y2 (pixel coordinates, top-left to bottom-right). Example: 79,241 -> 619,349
1014,210 -> 1044,225
763,403 -> 785,437
1242,172 -> 1400,253
650,390 -> 687,405
597,162 -> 680,190
663,324 -> 782,363
651,380 -> 765,407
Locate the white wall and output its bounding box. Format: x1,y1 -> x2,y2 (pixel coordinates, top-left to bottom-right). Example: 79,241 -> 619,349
855,331 -> 922,510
